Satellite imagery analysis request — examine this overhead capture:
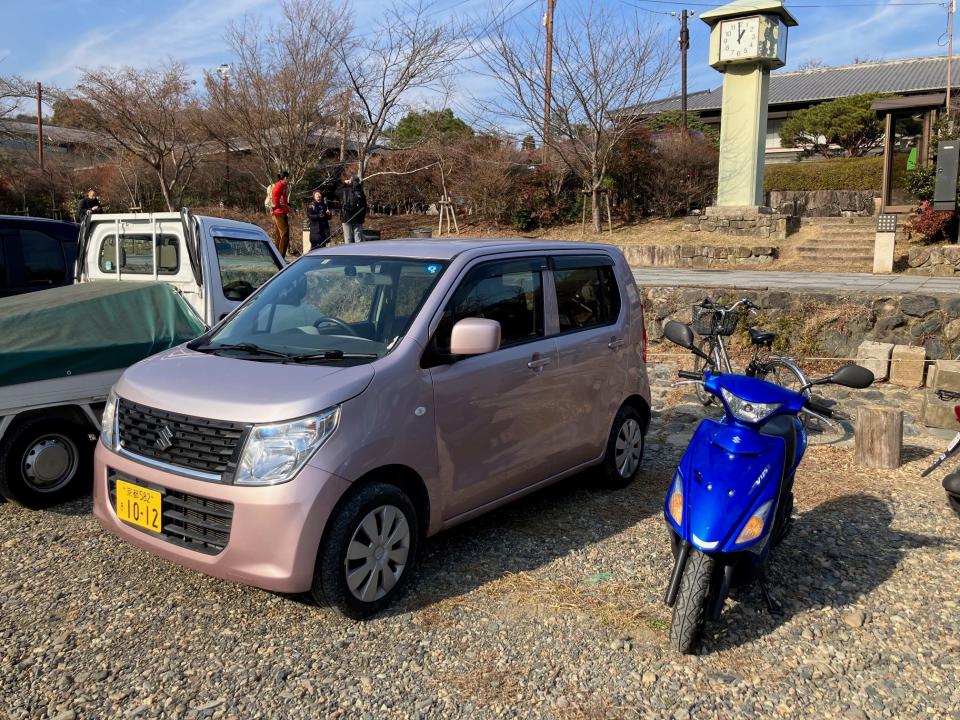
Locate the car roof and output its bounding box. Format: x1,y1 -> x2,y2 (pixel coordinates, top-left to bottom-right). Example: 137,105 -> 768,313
305,238 -> 621,261
0,215 -> 78,228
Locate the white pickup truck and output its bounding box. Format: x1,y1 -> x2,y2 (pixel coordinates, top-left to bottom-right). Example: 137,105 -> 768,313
0,209 -> 284,508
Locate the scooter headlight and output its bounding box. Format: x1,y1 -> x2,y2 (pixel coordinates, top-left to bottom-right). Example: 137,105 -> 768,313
736,500 -> 773,545
667,472 -> 683,526
720,389 -> 781,424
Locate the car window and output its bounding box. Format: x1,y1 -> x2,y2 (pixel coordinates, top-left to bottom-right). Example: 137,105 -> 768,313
98,234 -> 180,275
434,257 -> 545,352
0,234 -> 8,289
19,229 -> 66,287
554,257 -> 621,333
214,237 -> 282,301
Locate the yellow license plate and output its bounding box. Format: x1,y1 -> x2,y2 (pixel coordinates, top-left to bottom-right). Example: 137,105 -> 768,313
115,480 -> 162,533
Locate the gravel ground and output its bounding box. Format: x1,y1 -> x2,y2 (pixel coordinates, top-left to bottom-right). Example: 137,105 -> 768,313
3,363 -> 960,719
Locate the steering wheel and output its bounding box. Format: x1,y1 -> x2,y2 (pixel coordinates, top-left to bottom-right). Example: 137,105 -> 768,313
313,316 -> 359,336
222,280 -> 255,301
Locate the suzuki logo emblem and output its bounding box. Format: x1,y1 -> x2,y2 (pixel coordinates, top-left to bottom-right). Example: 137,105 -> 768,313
155,424 -> 175,451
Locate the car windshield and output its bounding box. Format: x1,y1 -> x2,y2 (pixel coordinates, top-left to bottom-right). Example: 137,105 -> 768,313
203,255 -> 447,362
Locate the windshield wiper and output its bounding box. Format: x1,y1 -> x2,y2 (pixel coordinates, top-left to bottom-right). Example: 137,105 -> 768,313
287,350 -> 379,363
191,342 -> 292,359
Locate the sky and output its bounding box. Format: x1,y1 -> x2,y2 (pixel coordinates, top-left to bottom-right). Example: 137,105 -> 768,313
0,0 -> 953,121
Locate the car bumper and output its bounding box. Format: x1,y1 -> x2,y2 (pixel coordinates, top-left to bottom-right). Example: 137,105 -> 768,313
93,442 -> 352,593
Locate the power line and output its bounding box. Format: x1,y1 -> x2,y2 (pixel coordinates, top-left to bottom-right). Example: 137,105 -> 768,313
624,0 -> 941,8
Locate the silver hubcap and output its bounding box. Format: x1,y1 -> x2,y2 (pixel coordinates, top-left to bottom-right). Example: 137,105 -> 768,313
344,505 -> 411,603
22,434 -> 78,492
615,419 -> 643,478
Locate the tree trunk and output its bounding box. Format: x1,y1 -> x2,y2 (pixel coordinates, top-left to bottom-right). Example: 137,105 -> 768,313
591,187 -> 601,233
854,406 -> 903,469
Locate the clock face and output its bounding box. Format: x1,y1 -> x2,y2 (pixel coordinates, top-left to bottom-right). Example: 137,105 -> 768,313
720,17 -> 761,62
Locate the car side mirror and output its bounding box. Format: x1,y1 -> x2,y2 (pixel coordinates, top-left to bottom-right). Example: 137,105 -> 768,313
450,318 -> 501,356
830,364 -> 874,389
664,320 -> 696,350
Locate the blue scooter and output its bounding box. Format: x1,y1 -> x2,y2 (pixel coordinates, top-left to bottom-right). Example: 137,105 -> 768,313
660,321 -> 874,654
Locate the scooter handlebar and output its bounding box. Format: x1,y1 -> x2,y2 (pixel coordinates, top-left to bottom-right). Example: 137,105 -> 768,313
806,400 -> 834,418
678,370 -> 704,381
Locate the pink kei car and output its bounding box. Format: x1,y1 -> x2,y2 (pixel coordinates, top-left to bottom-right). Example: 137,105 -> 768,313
94,240 -> 651,618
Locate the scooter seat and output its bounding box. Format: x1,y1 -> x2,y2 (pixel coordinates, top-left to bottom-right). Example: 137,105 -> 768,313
750,328 -> 777,347
761,415 -> 797,473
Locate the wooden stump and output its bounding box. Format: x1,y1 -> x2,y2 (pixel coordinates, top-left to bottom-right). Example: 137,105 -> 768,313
854,406 -> 903,470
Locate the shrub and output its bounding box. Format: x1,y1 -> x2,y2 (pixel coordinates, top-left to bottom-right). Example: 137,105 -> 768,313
905,166 -> 936,202
764,157 -> 883,192
910,202 -> 958,243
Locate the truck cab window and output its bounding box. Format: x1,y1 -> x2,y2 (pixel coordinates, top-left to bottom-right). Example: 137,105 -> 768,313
98,234 -> 180,275
19,229 -> 66,287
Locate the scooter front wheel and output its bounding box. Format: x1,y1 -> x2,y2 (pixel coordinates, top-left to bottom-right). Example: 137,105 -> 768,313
669,548 -> 715,654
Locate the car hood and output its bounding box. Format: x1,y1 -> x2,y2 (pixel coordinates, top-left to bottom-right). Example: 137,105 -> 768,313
116,345 -> 375,424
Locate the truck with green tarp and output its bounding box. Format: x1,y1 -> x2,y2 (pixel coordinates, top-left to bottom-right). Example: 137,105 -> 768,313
0,282 -> 205,507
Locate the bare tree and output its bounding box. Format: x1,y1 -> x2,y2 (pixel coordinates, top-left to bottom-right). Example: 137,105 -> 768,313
0,75 -> 34,140
69,63 -> 199,211
328,0 -> 462,179
798,58 -> 827,71
204,0 -> 346,198
477,2 -> 671,232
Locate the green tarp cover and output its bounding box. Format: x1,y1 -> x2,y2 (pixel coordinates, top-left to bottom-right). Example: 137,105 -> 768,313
0,282 -> 205,387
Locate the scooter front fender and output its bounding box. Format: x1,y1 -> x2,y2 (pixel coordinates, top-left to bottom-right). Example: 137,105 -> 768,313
669,419 -> 785,555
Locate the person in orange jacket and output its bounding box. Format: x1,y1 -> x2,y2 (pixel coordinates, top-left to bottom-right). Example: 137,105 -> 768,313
271,171 -> 290,256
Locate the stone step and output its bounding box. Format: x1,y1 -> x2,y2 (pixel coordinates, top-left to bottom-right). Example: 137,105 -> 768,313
795,249 -> 873,262
799,242 -> 876,252
796,245 -> 875,254
803,217 -> 877,226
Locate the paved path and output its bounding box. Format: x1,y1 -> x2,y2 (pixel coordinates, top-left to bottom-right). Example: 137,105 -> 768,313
632,268 -> 960,295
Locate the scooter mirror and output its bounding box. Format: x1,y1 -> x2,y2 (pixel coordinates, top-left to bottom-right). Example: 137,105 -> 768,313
664,320 -> 696,349
830,364 -> 874,389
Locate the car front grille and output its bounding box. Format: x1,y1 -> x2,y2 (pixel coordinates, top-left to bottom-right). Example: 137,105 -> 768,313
117,399 -> 247,480
108,473 -> 234,555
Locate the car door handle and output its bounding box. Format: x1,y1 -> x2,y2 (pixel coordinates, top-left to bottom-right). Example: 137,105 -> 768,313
607,338 -> 626,351
527,356 -> 552,371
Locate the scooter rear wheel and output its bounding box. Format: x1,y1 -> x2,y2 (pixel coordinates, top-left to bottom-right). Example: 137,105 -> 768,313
948,494 -> 960,519
669,548 -> 715,654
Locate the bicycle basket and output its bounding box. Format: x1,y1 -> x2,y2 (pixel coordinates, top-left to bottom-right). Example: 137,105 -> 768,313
692,305 -> 740,336
717,310 -> 740,336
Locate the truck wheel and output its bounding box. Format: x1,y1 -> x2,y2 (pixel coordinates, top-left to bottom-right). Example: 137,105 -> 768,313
598,404 -> 646,489
311,482 -> 420,619
0,417 -> 94,508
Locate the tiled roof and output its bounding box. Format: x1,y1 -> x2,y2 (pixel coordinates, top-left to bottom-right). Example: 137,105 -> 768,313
0,119 -> 108,146
633,55 -> 960,115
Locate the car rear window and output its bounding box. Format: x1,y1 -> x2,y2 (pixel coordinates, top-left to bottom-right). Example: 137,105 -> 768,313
98,234 -> 180,275
20,229 -> 67,287
553,256 -> 621,333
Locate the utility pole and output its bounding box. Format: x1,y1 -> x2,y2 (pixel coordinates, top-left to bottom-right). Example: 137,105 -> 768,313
36,82 -> 44,172
542,0 -> 556,165
217,64 -> 231,205
673,9 -> 695,134
948,0 -> 956,122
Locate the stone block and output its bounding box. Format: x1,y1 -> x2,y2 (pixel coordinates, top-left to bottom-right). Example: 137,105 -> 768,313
931,360 -> 960,393
679,245 -> 696,258
856,341 -> 894,382
735,246 -> 752,258
899,295 -> 938,317
907,247 -> 930,268
921,389 -> 960,430
873,233 -> 894,274
889,345 -> 927,388
701,220 -> 717,232
751,246 -> 774,256
682,222 -> 700,232
759,227 -> 771,239
945,318 -> 960,343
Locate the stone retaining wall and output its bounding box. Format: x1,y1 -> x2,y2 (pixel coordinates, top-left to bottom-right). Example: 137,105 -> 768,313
682,206 -> 798,241
766,190 -> 879,218
641,285 -> 960,361
620,244 -> 776,269
906,245 -> 960,276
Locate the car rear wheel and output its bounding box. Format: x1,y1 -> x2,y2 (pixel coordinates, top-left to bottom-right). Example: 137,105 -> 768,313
599,404 -> 646,489
0,417 -> 94,508
311,482 -> 419,619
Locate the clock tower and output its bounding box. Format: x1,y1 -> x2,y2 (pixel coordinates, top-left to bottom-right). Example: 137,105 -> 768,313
701,0 -> 797,207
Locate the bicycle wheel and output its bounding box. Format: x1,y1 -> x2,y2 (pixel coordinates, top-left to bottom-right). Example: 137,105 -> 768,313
762,359 -> 810,399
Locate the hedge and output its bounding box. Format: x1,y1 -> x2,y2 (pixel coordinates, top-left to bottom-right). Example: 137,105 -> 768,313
763,156 -> 884,192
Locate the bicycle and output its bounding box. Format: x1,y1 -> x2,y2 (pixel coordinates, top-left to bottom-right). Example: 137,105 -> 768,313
690,297 -> 812,406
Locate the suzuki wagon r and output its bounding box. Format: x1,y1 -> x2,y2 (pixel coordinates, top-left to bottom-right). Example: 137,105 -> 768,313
94,240 -> 651,618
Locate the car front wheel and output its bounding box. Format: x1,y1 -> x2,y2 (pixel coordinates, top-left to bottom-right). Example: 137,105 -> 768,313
311,482 -> 419,619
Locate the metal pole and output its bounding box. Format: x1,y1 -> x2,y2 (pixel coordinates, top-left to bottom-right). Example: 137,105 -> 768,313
36,82 -> 44,171
224,74 -> 231,205
680,9 -> 690,134
949,0 -> 955,122
542,0 -> 556,166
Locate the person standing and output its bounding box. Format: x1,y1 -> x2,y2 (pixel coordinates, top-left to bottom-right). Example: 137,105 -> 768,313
306,189 -> 332,250
271,171 -> 291,256
337,174 -> 368,244
76,189 -> 102,222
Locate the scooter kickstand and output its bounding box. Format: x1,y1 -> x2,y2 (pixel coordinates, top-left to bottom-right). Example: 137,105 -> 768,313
758,578 -> 783,615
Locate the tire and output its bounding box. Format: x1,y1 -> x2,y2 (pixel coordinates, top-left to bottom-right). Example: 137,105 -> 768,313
669,548 -> 715,654
0,417 -> 94,509
599,404 -> 646,489
948,494 -> 960,520
311,482 -> 420,619
760,359 -> 810,399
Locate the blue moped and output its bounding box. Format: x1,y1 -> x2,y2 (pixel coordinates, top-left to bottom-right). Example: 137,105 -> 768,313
660,321 -> 874,654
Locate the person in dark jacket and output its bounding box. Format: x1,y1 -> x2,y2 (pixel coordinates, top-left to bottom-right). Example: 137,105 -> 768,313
306,189 -> 331,250
337,174 -> 368,243
76,189 -> 102,222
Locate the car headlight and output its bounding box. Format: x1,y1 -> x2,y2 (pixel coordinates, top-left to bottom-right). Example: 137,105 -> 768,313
735,500 -> 773,545
667,472 -> 683,526
720,388 -> 781,424
235,407 -> 340,486
100,387 -> 119,451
